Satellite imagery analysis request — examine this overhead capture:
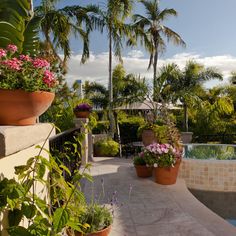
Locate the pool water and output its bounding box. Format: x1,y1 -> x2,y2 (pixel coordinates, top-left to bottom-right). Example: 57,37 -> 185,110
184,144 -> 236,160
190,189 -> 236,226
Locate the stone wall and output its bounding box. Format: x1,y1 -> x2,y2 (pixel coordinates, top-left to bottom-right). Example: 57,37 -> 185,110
179,159 -> 236,192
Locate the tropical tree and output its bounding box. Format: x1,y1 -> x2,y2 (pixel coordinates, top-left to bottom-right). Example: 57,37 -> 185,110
129,0 -> 185,100
35,0 -> 99,68
91,0 -> 134,137
159,61 -> 223,131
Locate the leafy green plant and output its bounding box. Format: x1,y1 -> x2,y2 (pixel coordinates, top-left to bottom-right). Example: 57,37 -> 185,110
0,0 -> 40,54
0,137 -> 91,235
133,156 -> 146,166
77,204 -> 113,234
94,139 -> 119,157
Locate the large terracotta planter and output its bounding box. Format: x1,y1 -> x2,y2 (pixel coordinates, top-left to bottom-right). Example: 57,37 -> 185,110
141,129 -> 157,146
75,225 -> 111,236
154,160 -> 181,185
0,89 -> 55,125
135,165 -> 153,178
74,111 -> 90,118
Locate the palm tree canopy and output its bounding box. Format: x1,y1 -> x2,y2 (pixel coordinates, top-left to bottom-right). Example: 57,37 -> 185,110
130,0 -> 186,69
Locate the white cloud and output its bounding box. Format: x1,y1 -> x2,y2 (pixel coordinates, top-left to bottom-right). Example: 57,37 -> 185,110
66,51 -> 236,88
127,50 -> 144,58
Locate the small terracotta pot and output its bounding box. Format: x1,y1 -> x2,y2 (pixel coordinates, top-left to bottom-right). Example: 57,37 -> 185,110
154,160 -> 181,185
75,225 -> 111,236
0,89 -> 55,125
135,165 -> 153,178
74,111 -> 90,118
141,129 -> 157,146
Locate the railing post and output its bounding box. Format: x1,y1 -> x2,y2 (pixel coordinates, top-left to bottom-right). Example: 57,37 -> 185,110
74,118 -> 89,165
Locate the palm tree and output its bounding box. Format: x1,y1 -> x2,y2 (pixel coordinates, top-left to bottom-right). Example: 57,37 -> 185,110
35,1 -> 99,68
159,61 -> 223,131
129,0 -> 185,100
91,0 -> 134,136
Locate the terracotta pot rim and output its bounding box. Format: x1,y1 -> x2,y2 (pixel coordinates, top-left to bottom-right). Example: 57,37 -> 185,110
0,88 -> 54,95
77,224 -> 112,236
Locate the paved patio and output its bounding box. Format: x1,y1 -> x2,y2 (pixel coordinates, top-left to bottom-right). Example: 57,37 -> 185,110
82,157 -> 236,236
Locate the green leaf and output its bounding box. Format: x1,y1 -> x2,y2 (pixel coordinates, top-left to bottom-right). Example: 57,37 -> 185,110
22,203 -> 37,219
8,209 -> 23,227
7,226 -> 33,236
52,208 -> 69,233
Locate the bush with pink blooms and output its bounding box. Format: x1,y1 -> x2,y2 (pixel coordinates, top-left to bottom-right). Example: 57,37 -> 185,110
0,44 -> 58,92
142,143 -> 182,168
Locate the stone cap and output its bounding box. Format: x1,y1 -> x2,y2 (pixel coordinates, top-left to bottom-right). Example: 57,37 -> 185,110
0,123 -> 55,158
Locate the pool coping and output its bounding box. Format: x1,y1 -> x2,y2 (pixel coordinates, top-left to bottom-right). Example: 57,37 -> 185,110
168,179 -> 236,236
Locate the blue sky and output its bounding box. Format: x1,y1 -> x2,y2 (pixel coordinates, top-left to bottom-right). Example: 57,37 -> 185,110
34,0 -> 236,87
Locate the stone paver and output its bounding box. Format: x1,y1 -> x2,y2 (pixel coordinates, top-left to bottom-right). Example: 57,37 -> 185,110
82,157 -> 236,236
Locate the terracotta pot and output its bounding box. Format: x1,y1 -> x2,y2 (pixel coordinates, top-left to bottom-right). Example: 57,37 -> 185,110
0,89 -> 55,125
141,129 -> 157,146
154,160 -> 181,185
135,165 -> 153,178
75,225 -> 111,236
74,111 -> 90,118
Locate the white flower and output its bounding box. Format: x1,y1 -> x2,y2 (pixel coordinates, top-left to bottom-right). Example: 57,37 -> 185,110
153,163 -> 158,168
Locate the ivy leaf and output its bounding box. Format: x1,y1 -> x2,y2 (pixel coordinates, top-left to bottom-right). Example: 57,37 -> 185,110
8,209 -> 23,227
52,208 -> 69,233
22,203 -> 37,219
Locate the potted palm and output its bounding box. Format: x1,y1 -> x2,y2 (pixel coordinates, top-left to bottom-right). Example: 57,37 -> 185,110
133,154 -> 153,178
0,44 -> 57,125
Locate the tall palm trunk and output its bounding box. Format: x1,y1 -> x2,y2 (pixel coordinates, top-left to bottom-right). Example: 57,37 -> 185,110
153,42 -> 158,101
183,102 -> 188,132
108,28 -> 115,137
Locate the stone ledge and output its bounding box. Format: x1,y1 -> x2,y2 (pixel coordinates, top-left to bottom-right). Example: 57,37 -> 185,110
0,123 -> 55,158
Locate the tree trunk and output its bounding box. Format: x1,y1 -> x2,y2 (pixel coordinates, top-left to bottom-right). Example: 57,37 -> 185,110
108,29 -> 115,138
183,102 -> 188,132
153,43 -> 158,101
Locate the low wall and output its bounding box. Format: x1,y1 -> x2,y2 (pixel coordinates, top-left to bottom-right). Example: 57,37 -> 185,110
179,158 -> 236,192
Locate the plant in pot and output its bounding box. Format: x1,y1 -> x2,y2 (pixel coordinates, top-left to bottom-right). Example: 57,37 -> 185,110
74,102 -> 92,118
143,143 -> 183,185
0,44 -> 58,125
67,203 -> 113,236
133,153 -> 153,178
137,121 -> 169,146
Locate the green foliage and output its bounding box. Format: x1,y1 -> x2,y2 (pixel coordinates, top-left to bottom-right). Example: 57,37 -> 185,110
133,156 -> 146,166
0,0 -> 40,54
94,139 -> 119,157
92,121 -> 109,134
78,204 -> 113,234
185,145 -> 236,160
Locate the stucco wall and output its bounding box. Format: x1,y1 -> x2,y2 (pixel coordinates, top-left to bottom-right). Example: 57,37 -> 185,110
179,158 -> 236,192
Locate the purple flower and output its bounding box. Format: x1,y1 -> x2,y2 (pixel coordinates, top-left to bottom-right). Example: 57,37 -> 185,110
74,103 -> 92,112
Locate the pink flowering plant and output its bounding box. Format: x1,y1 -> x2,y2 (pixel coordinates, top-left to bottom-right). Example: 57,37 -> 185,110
142,143 -> 182,168
0,44 -> 57,92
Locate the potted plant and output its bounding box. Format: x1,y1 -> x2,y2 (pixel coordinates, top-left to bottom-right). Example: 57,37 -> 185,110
0,44 -> 57,125
143,143 -> 183,185
133,154 -> 153,178
74,103 -> 92,118
67,203 -> 113,236
138,122 -> 169,146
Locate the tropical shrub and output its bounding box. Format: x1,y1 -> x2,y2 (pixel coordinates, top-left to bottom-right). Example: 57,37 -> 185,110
94,139 -> 119,157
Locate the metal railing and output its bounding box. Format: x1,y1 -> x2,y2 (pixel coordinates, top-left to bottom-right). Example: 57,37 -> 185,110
49,128 -> 81,180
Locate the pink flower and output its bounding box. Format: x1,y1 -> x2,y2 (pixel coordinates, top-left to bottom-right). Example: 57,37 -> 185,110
43,70 -> 56,87
1,58 -> 22,70
19,54 -> 31,62
32,58 -> 50,68
7,44 -> 18,53
0,49 -> 6,58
